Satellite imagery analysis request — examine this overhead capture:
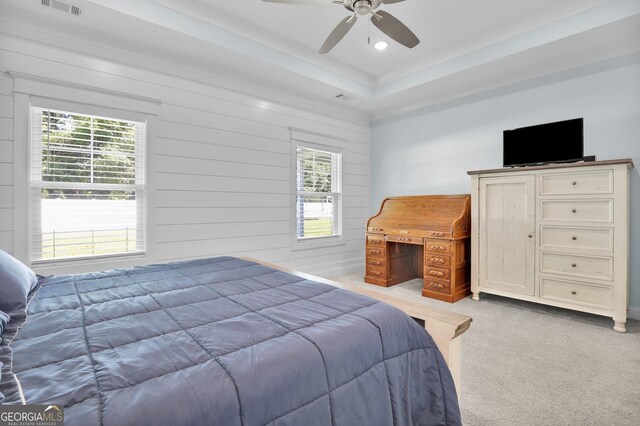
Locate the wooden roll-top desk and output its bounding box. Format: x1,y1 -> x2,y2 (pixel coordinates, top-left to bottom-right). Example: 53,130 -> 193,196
365,195 -> 472,303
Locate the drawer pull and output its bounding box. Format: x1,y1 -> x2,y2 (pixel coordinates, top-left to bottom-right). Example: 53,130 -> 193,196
571,291 -> 577,295
429,271 -> 445,277
430,245 -> 446,251
572,181 -> 577,186
369,249 -> 381,255
370,239 -> 383,244
571,263 -> 577,268
430,257 -> 445,264
431,232 -> 444,237
572,209 -> 577,213
369,270 -> 382,276
429,282 -> 444,289
371,228 -> 382,232
369,260 -> 382,266
572,236 -> 578,241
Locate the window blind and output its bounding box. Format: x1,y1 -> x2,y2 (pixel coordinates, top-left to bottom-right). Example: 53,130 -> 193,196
30,107 -> 146,263
295,146 -> 342,240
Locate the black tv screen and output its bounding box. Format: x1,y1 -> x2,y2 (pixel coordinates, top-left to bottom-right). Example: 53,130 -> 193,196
503,118 -> 583,167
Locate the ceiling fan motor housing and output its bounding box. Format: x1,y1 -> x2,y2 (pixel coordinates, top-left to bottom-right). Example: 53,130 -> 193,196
352,0 -> 382,15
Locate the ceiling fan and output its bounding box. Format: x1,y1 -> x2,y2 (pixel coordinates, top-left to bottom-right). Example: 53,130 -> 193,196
262,0 -> 420,54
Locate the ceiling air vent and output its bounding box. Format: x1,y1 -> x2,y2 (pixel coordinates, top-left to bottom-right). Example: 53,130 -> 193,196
40,0 -> 82,16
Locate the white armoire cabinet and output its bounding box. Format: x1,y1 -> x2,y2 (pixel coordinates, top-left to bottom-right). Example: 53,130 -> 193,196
469,159 -> 634,332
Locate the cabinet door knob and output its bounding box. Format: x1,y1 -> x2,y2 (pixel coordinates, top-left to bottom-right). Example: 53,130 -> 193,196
571,291 -> 577,295
571,263 -> 577,268
572,181 -> 577,186
572,236 -> 577,241
572,209 -> 577,213
528,234 -> 533,238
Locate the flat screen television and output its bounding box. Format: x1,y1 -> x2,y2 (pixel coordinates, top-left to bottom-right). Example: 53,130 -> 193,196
503,118 -> 584,167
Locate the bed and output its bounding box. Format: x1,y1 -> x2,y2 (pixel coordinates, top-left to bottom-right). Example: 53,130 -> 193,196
0,255 -> 470,425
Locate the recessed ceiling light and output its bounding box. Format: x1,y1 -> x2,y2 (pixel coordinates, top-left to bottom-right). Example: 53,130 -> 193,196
374,41 -> 388,51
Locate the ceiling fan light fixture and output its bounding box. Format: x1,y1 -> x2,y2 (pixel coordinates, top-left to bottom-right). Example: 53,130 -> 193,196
374,41 -> 388,51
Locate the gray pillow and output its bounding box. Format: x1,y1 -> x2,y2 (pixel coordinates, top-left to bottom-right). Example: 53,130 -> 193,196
0,250 -> 38,313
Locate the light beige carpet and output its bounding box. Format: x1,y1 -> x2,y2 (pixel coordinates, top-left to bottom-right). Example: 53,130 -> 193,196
336,273 -> 640,426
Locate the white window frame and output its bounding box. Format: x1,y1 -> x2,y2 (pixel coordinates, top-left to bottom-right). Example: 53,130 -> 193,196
29,102 -> 147,265
10,72 -> 159,273
291,139 -> 344,251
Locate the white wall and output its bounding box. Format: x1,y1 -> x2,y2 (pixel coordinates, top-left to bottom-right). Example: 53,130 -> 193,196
371,55 -> 640,313
0,33 -> 370,278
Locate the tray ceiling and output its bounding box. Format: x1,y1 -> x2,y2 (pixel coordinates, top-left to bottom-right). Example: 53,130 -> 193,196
2,0 -> 638,120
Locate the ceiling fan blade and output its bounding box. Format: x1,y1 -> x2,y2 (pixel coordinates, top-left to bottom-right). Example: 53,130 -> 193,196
382,0 -> 407,3
371,10 -> 420,48
319,16 -> 357,54
262,0 -> 335,5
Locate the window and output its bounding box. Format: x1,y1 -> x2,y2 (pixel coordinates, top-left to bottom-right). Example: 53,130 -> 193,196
30,107 -> 146,263
295,144 -> 342,243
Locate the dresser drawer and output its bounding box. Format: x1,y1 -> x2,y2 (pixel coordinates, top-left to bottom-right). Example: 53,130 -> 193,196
425,266 -> 451,281
366,258 -> 386,268
540,226 -> 613,253
366,234 -> 385,246
424,279 -> 451,295
540,199 -> 613,223
425,239 -> 451,253
426,254 -> 451,267
540,278 -> 612,310
387,235 -> 423,245
540,252 -> 613,281
540,170 -> 613,196
366,247 -> 385,258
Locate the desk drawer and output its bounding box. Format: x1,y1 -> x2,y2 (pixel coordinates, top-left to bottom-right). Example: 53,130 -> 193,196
366,235 -> 385,246
387,235 -> 423,245
366,258 -> 386,268
540,226 -> 613,253
366,247 -> 385,258
540,199 -> 613,223
426,254 -> 451,267
540,277 -> 612,310
540,170 -> 613,196
426,231 -> 451,239
425,266 -> 451,281
540,252 -> 613,282
424,279 -> 451,295
366,265 -> 387,279
425,239 -> 451,253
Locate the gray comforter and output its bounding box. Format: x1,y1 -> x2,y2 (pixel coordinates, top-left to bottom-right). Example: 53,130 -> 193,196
1,257 -> 460,425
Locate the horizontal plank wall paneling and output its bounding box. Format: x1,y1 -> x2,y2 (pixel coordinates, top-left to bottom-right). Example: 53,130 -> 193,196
0,32 -> 369,277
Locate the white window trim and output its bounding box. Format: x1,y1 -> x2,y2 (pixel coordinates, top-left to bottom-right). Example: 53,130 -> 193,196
10,72 -> 159,273
29,104 -> 147,265
291,139 -> 345,251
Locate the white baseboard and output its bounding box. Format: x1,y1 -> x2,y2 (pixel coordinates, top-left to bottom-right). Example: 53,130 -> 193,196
628,306 -> 640,321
